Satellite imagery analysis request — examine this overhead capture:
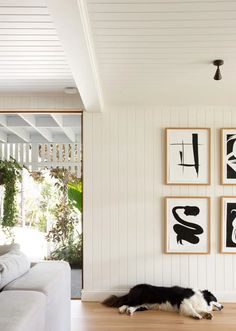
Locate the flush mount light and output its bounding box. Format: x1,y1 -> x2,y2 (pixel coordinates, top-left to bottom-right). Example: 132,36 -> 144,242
64,87 -> 78,94
213,59 -> 224,80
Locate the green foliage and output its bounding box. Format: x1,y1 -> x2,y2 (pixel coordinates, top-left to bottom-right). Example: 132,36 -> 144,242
0,158 -> 22,229
46,202 -> 76,245
44,167 -> 82,268
48,234 -> 82,268
68,180 -> 82,213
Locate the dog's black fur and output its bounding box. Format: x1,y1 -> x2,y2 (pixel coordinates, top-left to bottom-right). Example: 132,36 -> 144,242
103,284 -> 221,311
103,284 -> 197,308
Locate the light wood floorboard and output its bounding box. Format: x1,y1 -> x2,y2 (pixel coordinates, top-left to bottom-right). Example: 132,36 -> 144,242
71,301 -> 236,331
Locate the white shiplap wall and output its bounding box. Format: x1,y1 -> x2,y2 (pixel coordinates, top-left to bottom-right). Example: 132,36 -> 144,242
0,95 -> 83,109
82,106 -> 236,302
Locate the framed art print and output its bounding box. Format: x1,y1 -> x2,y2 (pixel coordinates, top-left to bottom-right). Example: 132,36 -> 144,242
165,197 -> 210,254
166,128 -> 211,185
221,197 -> 236,253
221,129 -> 236,184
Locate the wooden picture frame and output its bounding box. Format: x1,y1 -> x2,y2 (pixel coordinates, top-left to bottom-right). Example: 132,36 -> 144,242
165,128 -> 211,185
221,129 -> 236,185
165,197 -> 211,254
221,197 -> 236,253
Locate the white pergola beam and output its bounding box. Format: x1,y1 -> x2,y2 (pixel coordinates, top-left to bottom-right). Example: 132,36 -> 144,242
0,115 -> 30,142
51,114 -> 76,142
19,114 -> 53,142
62,115 -> 81,127
0,115 -> 7,126
7,116 -> 29,127
0,130 -> 7,142
48,0 -> 103,112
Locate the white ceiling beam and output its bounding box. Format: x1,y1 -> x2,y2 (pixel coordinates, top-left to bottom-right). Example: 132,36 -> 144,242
0,115 -> 30,142
51,114 -> 76,142
18,114 -> 53,142
47,0 -> 103,112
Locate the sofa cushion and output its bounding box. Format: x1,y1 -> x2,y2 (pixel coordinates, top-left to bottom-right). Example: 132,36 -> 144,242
0,244 -> 20,255
0,290 -> 46,331
0,250 -> 30,289
4,261 -> 71,331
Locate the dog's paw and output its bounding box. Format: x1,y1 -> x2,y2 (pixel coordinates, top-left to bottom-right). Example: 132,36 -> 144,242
204,313 -> 213,320
193,314 -> 202,320
126,307 -> 136,316
119,305 -> 128,314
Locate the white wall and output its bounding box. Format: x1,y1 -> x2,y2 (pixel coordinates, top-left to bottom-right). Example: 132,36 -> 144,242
83,106 -> 236,302
0,95 -> 83,109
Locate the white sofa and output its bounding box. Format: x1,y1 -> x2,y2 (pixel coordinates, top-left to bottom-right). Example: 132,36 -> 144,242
0,261 -> 71,331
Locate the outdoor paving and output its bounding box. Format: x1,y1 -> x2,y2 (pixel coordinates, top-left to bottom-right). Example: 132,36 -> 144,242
71,268 -> 82,298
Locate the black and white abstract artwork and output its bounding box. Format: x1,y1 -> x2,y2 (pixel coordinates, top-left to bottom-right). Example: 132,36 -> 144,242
221,197 -> 236,253
222,129 -> 236,184
166,128 -> 210,184
165,197 -> 210,254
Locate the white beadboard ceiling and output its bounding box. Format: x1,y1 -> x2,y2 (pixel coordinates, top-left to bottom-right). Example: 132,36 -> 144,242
1,1 -> 236,108
0,0 -> 76,94
82,0 -> 236,106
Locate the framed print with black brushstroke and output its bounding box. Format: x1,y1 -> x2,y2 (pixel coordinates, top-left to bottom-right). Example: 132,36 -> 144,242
221,129 -> 236,185
221,197 -> 236,253
165,197 -> 211,254
165,128 -> 211,185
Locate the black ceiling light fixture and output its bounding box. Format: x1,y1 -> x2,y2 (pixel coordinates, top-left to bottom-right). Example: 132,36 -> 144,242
213,59 -> 224,80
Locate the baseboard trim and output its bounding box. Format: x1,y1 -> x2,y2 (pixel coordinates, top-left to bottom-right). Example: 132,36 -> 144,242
81,289 -> 236,303
81,290 -> 128,302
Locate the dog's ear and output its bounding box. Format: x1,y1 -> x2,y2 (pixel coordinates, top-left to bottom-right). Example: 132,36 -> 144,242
202,290 -> 217,305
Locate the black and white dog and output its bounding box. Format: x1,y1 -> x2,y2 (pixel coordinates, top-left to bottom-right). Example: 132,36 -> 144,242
103,284 -> 223,320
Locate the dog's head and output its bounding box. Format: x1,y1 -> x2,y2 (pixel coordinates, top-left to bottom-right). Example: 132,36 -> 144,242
202,290 -> 224,311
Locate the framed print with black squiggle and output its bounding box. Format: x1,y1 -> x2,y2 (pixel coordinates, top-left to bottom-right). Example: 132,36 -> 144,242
221,129 -> 236,184
166,128 -> 211,185
221,197 -> 236,253
165,197 -> 211,254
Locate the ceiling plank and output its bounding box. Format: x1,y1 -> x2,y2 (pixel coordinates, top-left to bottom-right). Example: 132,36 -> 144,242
47,0 -> 103,112
51,114 -> 76,142
18,114 -> 53,142
0,0 -> 46,6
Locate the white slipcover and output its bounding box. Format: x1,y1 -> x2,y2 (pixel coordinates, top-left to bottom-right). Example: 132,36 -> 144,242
0,251 -> 30,289
4,261 -> 71,331
0,290 -> 46,331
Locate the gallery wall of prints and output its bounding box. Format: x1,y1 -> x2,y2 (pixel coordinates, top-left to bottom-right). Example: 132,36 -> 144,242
82,107 -> 236,302
165,128 -> 236,255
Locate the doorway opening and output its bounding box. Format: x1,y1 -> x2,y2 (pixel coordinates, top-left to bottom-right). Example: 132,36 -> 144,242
0,112 -> 83,298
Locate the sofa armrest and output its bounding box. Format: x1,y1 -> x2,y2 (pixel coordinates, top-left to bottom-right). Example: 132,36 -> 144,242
4,261 -> 71,331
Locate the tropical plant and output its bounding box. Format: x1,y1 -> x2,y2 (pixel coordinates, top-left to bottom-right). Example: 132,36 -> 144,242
68,180 -> 82,213
45,167 -> 82,267
0,158 -> 22,233
48,233 -> 82,268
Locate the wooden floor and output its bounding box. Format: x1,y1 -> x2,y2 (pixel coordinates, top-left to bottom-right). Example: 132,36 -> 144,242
71,301 -> 236,331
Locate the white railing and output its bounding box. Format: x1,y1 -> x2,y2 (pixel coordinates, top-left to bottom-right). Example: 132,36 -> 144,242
0,142 -> 81,177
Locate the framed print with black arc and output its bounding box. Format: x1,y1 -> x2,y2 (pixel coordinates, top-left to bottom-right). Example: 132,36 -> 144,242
165,197 -> 211,254
165,128 -> 211,185
221,129 -> 236,184
221,197 -> 236,253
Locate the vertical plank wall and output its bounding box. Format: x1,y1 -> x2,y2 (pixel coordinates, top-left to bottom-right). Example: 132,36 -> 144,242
0,95 -> 83,109
83,106 -> 236,302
